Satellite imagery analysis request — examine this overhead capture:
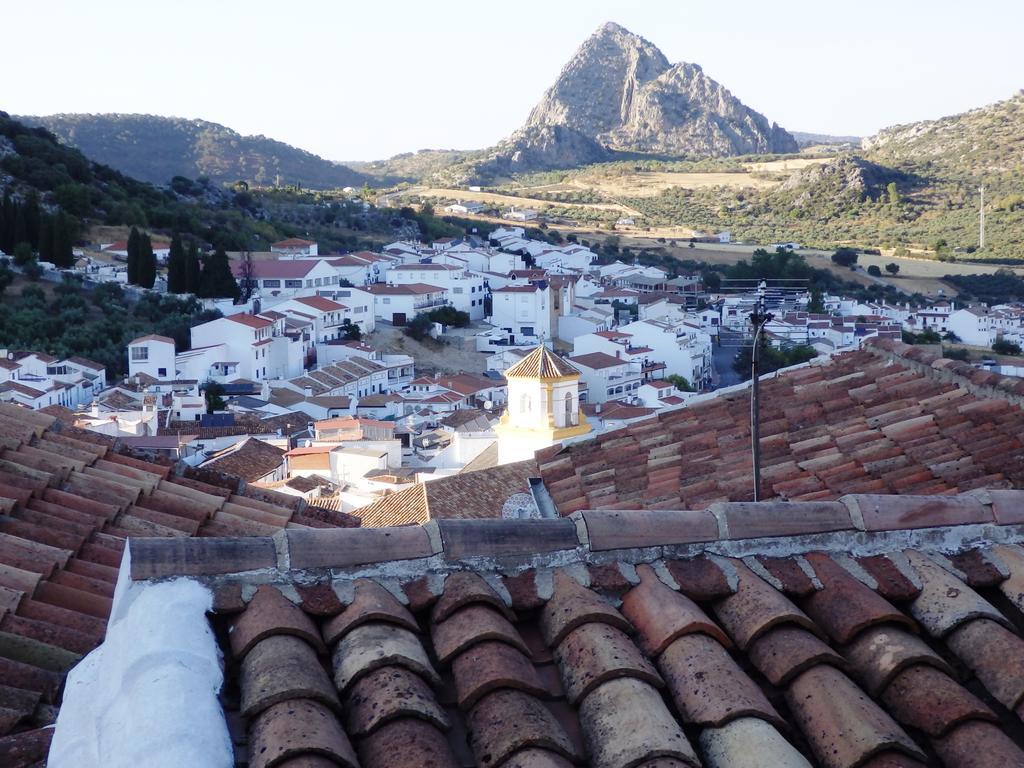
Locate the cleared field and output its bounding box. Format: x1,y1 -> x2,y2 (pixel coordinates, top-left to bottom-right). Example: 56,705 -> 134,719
568,234 -> 1021,298
413,186 -> 642,217
526,157 -> 831,198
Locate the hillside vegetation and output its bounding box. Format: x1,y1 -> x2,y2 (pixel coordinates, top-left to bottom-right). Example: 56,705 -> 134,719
19,113 -> 372,189
449,94 -> 1024,263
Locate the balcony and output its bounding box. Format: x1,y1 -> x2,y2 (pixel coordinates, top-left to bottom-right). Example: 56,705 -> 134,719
414,298 -> 448,310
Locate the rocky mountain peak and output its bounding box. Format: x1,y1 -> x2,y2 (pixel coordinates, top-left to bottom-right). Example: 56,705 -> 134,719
506,23 -> 797,174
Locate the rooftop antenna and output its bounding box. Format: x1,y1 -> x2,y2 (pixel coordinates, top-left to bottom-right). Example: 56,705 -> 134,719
979,185 -> 986,250
720,277 -> 810,501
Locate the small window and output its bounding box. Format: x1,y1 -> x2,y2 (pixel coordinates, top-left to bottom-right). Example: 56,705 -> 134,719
382,298 -> 391,305
262,279 -> 281,288
285,279 -> 303,288
131,347 -> 149,361
158,367 -> 167,377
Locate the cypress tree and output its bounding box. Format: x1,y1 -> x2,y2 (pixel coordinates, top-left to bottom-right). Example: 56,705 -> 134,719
38,215 -> 54,264
0,193 -> 15,254
126,227 -> 140,284
53,214 -> 75,269
198,246 -> 239,300
23,192 -> 41,248
184,242 -> 201,295
138,233 -> 156,289
166,232 -> 186,293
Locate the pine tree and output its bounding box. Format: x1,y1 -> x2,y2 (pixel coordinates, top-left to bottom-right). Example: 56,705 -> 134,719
198,246 -> 239,300
184,242 -> 201,295
138,233 -> 156,289
126,227 -> 141,284
166,232 -> 186,293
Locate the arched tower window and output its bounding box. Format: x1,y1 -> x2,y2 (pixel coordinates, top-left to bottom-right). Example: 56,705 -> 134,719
564,392 -> 575,426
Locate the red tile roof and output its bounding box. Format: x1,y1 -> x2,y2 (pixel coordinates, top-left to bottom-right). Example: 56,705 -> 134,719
271,238 -> 316,248
569,351 -> 627,370
291,295 -> 347,312
539,341 -> 1024,514
364,283 -> 445,296
226,313 -> 274,330
229,259 -> 323,279
129,489 -> 1024,768
355,459 -> 537,527
0,402 -> 362,751
201,438 -> 285,482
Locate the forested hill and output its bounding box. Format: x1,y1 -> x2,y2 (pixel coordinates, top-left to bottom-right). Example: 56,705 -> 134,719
18,113 -> 372,189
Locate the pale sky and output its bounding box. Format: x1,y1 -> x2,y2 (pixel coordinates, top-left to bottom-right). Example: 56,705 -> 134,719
5,0 -> 1022,161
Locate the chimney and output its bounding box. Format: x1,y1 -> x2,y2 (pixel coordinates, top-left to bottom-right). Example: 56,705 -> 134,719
303,386 -> 313,397
89,400 -> 100,418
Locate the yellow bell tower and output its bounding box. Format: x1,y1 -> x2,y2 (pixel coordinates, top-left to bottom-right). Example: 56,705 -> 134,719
495,344 -> 591,465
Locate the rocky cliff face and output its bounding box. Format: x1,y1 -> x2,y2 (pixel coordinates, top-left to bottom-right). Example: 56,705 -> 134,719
505,22 -> 797,169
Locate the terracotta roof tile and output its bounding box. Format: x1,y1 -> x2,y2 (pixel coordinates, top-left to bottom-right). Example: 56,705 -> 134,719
855,554 -> 921,602
712,561 -> 821,649
344,666 -> 449,737
930,720 -> 1024,768
620,564 -> 731,655
787,665 -> 925,768
248,698 -> 357,768
802,553 -> 916,644
431,604 -> 528,665
905,550 -> 1007,636
698,717 -> 813,768
239,635 -> 339,717
332,623 -> 439,694
880,663 -> 995,736
357,717 -> 458,768
323,579 -> 417,646
539,571 -> 630,647
577,677 -> 698,768
230,585 -> 325,658
660,632 -> 784,729
432,572 -> 513,624
747,625 -> 846,686
467,689 -> 579,767
554,622 -> 661,704
664,556 -> 735,601
452,640 -> 548,709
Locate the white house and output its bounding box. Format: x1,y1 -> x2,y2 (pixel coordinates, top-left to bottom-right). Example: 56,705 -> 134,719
617,318 -> 713,391
364,283 -> 448,324
101,238 -> 171,262
568,351 -> 643,404
443,201 -> 486,215
270,238 -> 318,258
488,283 -> 552,344
948,308 -> 996,347
231,259 -> 341,299
907,301 -> 956,333
190,313 -> 303,381
386,264 -> 486,320
0,351 -> 108,410
504,208 -> 538,222
128,335 -> 177,381
276,296 -> 357,344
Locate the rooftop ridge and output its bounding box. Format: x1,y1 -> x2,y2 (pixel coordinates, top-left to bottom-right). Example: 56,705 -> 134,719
864,337 -> 1024,406
129,489 -> 1024,583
